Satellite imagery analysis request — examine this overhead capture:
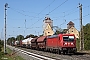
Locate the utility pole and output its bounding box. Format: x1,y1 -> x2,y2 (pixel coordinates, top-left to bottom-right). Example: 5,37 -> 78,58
4,3 -> 9,54
79,3 -> 84,51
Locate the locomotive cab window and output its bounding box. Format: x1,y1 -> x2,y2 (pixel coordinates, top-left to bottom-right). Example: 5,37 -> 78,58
63,36 -> 74,42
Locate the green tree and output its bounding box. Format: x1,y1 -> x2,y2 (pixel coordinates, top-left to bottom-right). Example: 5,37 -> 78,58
16,35 -> 24,40
25,34 -> 38,38
0,40 -> 2,51
7,37 -> 16,45
0,40 -> 4,59
39,34 -> 43,37
83,23 -> 90,50
84,40 -> 90,50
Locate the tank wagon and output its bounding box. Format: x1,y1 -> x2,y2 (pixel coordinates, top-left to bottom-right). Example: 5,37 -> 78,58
27,37 -> 33,48
22,38 -> 28,48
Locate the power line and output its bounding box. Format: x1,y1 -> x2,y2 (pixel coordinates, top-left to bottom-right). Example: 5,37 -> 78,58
10,0 -> 90,29
9,0 -> 55,19
30,17 -> 44,27
10,7 -> 36,18
9,6 -> 90,31
9,4 -> 90,25
52,4 -> 90,22
8,1 -> 90,33
9,1 -> 90,21
9,0 -> 55,27
29,0 -> 56,26
30,0 -> 68,27
56,12 -> 90,28
14,0 -> 68,28
38,0 -> 55,15
55,4 -> 90,28
64,5 -> 90,17
48,0 -> 68,14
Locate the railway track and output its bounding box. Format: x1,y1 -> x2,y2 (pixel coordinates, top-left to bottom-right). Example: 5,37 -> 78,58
19,47 -> 90,60
7,45 -> 60,60
7,45 -> 90,60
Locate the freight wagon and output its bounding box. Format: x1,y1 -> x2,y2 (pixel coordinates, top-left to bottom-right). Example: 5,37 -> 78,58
31,37 -> 38,49
36,36 -> 47,50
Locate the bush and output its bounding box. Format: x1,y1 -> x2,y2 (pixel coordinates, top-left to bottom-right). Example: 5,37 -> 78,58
76,39 -> 80,50
0,52 -> 4,59
76,39 -> 90,50
0,40 -> 4,59
84,40 -> 90,50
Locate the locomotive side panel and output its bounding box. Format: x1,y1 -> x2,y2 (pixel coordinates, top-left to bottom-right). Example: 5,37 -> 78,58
46,36 -> 59,49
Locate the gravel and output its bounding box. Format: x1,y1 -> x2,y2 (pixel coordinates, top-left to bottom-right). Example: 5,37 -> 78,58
7,45 -> 90,60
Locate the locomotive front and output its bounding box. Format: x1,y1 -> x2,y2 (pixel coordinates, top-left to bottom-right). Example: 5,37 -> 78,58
61,34 -> 77,53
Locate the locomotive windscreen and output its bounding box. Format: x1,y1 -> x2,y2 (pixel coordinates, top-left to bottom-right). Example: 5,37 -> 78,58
63,36 -> 74,42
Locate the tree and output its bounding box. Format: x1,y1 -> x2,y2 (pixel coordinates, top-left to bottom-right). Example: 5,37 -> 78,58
16,35 -> 24,40
84,40 -> 90,50
25,34 -> 38,38
7,37 -> 16,45
83,23 -> 90,50
0,40 -> 4,59
0,40 -> 4,51
39,34 -> 43,37
0,40 -> 2,52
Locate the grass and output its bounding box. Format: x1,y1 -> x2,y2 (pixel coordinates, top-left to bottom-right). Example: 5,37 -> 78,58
1,47 -> 24,60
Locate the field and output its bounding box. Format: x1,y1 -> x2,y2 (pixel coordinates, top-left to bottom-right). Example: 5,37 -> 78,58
1,47 -> 24,60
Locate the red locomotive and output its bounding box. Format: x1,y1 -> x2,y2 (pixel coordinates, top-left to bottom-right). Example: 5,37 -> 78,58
46,34 -> 77,54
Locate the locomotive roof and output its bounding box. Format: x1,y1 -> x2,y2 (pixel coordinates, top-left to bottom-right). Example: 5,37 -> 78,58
58,34 -> 75,36
47,35 -> 58,38
47,34 -> 75,38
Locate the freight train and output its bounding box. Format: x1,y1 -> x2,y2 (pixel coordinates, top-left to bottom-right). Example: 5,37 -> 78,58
9,34 -> 77,54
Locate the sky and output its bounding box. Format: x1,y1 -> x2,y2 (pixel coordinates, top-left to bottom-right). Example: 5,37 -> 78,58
0,0 -> 90,39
